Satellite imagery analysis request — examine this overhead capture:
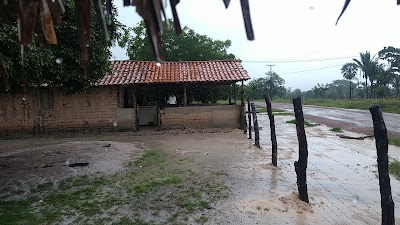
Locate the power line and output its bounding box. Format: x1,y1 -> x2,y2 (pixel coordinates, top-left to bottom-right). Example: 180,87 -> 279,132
285,26 -> 400,60
242,55 -> 357,63
279,64 -> 343,75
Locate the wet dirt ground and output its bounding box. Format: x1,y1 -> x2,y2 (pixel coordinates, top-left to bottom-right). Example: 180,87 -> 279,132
1,114 -> 400,224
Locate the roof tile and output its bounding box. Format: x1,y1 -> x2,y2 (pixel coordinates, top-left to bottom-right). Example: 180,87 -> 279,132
98,60 -> 250,86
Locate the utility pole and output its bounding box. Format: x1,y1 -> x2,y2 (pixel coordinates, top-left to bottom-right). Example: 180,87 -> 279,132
266,64 -> 276,96
266,64 -> 275,73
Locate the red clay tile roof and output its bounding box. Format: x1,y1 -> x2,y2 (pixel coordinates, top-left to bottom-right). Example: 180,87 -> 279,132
97,60 -> 250,86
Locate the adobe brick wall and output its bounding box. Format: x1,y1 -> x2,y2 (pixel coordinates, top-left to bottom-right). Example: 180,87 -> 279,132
160,105 -> 241,129
0,94 -> 38,135
37,87 -> 118,132
0,87 -> 120,135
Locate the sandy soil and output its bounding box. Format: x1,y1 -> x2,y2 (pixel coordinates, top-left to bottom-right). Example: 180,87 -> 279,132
1,115 -> 400,224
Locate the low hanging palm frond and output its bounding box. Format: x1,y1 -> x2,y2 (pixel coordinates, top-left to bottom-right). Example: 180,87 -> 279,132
336,0 -> 351,25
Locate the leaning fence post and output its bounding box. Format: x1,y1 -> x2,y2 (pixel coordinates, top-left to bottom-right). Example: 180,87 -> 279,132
250,103 -> 260,147
369,104 -> 395,225
292,97 -> 309,203
265,95 -> 278,167
247,97 -> 252,139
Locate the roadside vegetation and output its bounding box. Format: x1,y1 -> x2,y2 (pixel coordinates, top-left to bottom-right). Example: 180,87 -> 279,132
330,127 -> 343,133
285,119 -> 316,127
244,47 -> 400,115
0,150 -> 229,225
389,138 -> 400,148
389,158 -> 400,180
271,98 -> 400,114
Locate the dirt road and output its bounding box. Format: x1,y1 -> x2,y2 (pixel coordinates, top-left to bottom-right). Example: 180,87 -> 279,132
257,102 -> 400,138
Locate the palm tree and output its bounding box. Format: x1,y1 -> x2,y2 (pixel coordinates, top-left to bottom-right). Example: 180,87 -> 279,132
352,51 -> 378,98
341,62 -> 358,99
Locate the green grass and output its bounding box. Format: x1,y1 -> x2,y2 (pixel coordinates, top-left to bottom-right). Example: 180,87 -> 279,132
330,127 -> 343,133
0,150 -> 229,225
255,105 -> 267,113
196,216 -> 209,224
285,119 -> 315,127
272,108 -> 286,113
389,138 -> 400,147
274,112 -> 294,116
272,98 -> 400,114
254,105 -> 287,114
389,159 -> 400,180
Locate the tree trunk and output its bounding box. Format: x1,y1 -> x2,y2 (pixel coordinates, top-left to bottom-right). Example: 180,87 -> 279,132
370,81 -> 374,99
349,81 -> 352,99
369,105 -> 395,225
365,75 -> 368,99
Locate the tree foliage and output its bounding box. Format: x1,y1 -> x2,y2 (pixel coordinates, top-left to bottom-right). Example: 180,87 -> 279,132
341,62 -> 358,98
119,20 -> 235,61
246,72 -> 286,100
312,83 -> 329,99
379,46 -> 400,97
0,0 -> 121,93
352,51 -> 378,98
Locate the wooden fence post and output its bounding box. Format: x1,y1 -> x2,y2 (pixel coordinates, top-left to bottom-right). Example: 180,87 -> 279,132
250,103 -> 260,147
292,97 -> 309,203
265,95 -> 278,167
369,104 -> 395,225
247,97 -> 252,139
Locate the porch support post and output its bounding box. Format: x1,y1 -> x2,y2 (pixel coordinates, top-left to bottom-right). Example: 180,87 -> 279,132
183,84 -> 187,106
133,85 -> 139,131
132,87 -> 137,108
229,84 -> 232,104
118,86 -> 124,108
240,80 -> 247,132
233,83 -> 237,104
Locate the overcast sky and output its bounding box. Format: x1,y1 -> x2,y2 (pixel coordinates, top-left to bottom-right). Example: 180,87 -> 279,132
111,0 -> 400,91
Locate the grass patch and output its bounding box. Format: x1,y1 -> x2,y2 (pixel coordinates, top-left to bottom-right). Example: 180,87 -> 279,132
330,127 -> 343,133
255,105 -> 267,113
285,119 -> 296,124
134,150 -> 166,167
196,216 -> 209,224
285,119 -> 315,127
389,159 -> 400,180
276,112 -> 294,116
272,108 -> 285,113
272,98 -> 400,114
0,150 -> 229,224
389,138 -> 400,147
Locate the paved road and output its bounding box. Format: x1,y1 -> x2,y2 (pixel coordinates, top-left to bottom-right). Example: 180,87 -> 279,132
256,102 -> 400,138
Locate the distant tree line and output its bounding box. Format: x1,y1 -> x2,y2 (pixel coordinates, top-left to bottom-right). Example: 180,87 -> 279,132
245,46 -> 400,100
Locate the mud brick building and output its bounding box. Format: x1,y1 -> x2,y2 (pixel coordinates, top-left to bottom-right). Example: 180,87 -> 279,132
0,60 -> 250,135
